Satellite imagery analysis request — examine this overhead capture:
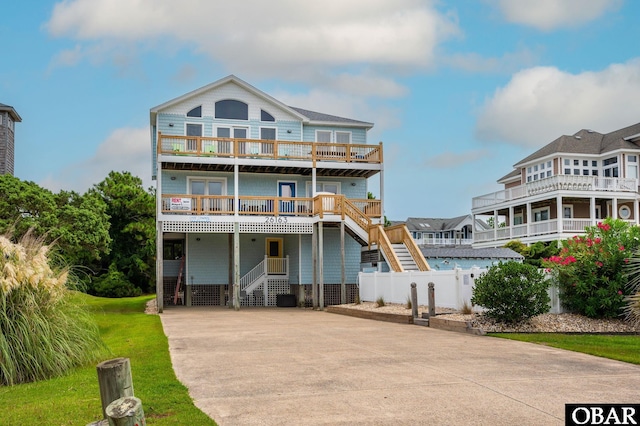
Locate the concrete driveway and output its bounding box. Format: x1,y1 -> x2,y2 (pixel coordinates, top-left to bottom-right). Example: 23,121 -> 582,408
160,308 -> 640,425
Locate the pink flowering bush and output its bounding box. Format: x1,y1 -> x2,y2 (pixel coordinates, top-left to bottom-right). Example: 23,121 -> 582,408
543,218 -> 640,318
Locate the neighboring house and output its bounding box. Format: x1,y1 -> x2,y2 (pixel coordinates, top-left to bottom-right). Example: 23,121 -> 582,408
422,246 -> 523,270
151,75 -> 428,311
0,103 -> 21,176
472,122 -> 640,248
404,215 -> 488,246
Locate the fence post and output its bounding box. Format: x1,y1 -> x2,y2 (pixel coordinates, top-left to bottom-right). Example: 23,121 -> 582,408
105,396 -> 145,426
96,358 -> 134,420
410,282 -> 418,318
428,282 -> 436,317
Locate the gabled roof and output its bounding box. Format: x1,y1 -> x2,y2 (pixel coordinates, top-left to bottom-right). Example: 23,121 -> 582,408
0,103 -> 21,122
150,75 -> 373,129
420,246 -> 523,260
289,106 -> 373,129
514,122 -> 640,168
405,215 -> 473,232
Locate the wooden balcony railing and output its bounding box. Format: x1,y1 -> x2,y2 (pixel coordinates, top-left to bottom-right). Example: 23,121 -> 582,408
161,194 -> 382,218
157,133 -> 383,164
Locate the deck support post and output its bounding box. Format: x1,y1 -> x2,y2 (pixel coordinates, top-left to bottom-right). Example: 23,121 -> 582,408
312,223 -> 318,309
233,222 -> 240,310
156,221 -> 163,313
319,221 -> 324,310
340,221 -> 346,304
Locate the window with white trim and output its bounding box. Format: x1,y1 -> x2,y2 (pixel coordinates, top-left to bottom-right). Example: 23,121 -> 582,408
562,205 -> 573,219
335,131 -> 351,144
627,155 -> 638,179
316,130 -> 332,143
306,181 -> 341,196
532,207 -> 549,222
603,156 -> 619,177
525,160 -> 554,182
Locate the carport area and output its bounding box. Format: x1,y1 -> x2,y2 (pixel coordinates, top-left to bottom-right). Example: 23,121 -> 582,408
160,308 -> 640,425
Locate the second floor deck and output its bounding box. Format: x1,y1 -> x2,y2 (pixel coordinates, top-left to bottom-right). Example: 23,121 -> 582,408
473,175 -> 638,211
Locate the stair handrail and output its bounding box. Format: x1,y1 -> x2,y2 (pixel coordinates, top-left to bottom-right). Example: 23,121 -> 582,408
341,196 -> 372,231
399,225 -> 431,271
240,256 -> 268,292
369,224 -> 404,272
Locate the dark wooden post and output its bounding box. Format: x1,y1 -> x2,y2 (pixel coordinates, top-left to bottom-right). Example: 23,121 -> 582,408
96,358 -> 134,420
106,396 -> 146,426
428,282 -> 436,317
410,282 -> 418,318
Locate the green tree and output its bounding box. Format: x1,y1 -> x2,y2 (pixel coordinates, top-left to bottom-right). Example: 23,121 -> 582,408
92,171 -> 156,294
543,218 -> 640,318
504,240 -> 559,268
0,175 -> 58,237
471,261 -> 550,323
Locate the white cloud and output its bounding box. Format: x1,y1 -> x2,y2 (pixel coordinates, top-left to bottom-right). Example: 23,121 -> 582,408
45,0 -> 460,97
475,59 -> 640,148
443,47 -> 541,74
488,0 -> 622,31
40,127 -> 153,193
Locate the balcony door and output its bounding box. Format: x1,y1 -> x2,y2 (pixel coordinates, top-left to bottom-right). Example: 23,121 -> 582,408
278,182 -> 296,215
190,178 -> 226,213
216,126 -> 248,154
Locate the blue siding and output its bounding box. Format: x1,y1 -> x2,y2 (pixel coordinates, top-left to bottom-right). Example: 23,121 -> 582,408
161,170 -> 366,199
187,234 -> 229,284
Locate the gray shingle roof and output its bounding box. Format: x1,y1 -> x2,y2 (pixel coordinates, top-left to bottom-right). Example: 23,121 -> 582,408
405,215 -> 470,231
289,106 -> 374,128
420,246 -> 523,260
515,122 -> 640,167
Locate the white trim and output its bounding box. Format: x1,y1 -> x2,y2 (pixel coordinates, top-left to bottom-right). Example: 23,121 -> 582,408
315,129 -> 333,143
188,177 -> 227,195
619,205 -> 631,220
259,126 -> 277,140
532,206 -> 550,222
335,131 -> 352,144
306,181 -> 341,197
562,204 -> 573,219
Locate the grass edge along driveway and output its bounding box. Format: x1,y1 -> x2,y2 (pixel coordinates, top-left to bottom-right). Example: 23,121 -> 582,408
0,294 -> 216,426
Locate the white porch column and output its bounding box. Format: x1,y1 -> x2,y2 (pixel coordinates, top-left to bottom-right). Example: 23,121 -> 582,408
298,234 -> 304,306
612,197 -> 618,219
526,202 -> 532,238
234,164 -> 239,218
508,206 -> 514,239
590,197 -> 596,226
493,209 -> 498,241
556,195 -> 563,235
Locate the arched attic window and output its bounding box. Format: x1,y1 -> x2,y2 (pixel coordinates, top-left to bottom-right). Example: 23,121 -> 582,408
261,109 -> 275,122
187,106 -> 202,117
215,100 -> 248,120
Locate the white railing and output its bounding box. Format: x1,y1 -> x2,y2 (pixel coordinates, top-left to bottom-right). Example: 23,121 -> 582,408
473,218 -> 599,244
414,237 -> 474,246
240,257 -> 268,294
473,175 -> 638,209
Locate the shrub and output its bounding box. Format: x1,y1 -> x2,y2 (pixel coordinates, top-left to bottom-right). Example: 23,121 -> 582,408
375,296 -> 385,307
471,261 -> 550,324
0,233 -> 104,385
623,250 -> 640,327
543,218 -> 640,318
91,264 -> 142,298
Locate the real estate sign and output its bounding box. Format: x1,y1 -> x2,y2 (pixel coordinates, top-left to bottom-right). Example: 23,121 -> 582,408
170,197 -> 191,211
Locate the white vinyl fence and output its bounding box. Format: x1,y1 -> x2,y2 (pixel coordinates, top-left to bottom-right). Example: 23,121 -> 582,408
358,269 -> 563,314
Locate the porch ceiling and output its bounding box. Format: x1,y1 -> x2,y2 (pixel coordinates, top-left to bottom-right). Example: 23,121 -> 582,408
161,162 -> 379,178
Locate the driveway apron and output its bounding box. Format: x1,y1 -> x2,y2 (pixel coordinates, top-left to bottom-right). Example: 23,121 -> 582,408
160,308 -> 640,425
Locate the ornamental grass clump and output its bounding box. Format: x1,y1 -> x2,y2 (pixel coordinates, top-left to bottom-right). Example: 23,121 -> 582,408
0,233 -> 104,386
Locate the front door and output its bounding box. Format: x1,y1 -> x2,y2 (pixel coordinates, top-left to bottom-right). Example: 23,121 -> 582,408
278,182 -> 296,214
266,238 -> 284,274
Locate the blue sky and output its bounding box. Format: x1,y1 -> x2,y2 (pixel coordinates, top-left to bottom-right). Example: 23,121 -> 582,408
2,0 -> 640,220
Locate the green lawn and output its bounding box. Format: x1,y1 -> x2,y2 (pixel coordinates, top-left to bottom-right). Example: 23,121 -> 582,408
490,333 -> 640,365
0,294 -> 216,425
